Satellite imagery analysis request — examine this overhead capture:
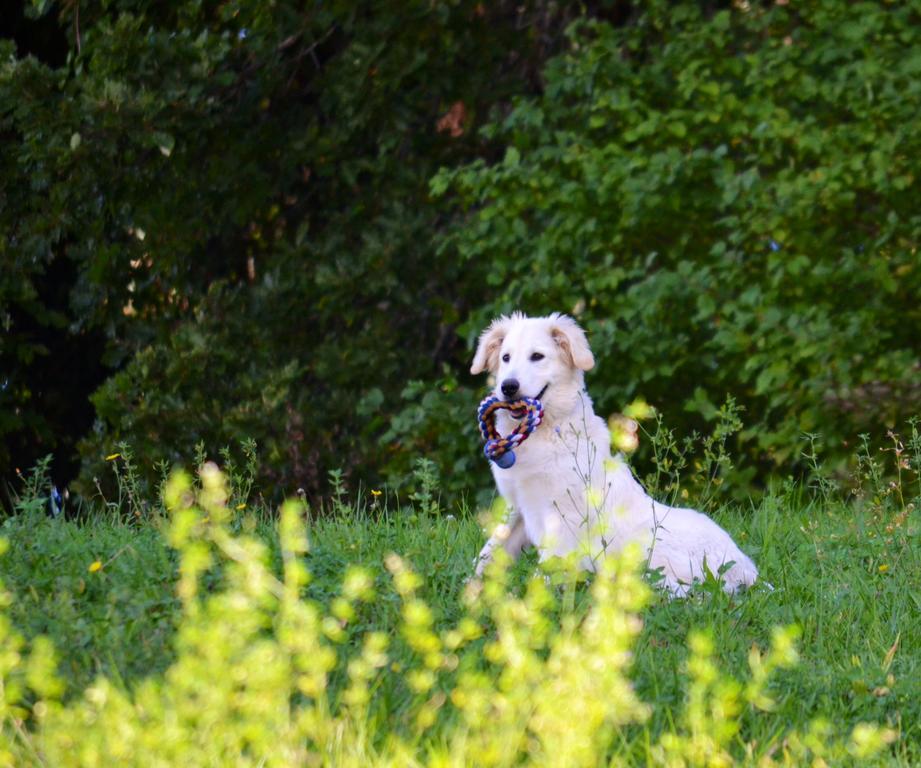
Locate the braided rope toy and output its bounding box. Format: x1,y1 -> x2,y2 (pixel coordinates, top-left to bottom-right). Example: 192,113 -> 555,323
477,395 -> 544,469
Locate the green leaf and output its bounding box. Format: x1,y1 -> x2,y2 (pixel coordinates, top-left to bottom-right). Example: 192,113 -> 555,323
25,0 -> 54,19
668,122 -> 687,138
151,132 -> 175,157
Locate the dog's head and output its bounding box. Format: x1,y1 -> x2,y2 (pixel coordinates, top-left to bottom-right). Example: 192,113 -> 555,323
470,312 -> 594,417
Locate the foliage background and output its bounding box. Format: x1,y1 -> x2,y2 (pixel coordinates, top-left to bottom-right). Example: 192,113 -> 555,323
2,0 -> 920,507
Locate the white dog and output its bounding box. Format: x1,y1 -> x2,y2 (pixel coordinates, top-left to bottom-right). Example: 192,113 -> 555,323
471,312 -> 759,595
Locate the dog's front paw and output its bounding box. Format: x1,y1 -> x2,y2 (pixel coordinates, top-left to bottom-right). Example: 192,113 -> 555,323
462,575 -> 484,601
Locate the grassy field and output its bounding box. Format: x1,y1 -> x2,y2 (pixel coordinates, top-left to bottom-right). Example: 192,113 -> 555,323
0,459 -> 918,765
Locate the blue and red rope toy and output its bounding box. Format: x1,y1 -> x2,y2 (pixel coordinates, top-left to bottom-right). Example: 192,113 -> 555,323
477,395 -> 544,469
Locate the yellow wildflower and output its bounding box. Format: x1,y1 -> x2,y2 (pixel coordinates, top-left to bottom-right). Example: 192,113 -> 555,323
88,561 -> 103,573
623,398 -> 655,421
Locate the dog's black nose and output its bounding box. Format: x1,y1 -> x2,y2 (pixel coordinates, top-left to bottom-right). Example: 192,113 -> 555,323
501,378 -> 520,398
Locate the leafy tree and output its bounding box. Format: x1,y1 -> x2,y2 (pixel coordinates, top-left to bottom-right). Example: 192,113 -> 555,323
5,0 -> 920,507
429,0 -> 921,487
2,0 -> 609,503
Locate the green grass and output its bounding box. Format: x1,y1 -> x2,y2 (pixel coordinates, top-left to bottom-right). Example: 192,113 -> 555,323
1,480 -> 918,764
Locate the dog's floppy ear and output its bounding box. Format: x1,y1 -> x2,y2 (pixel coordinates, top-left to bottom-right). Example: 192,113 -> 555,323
550,313 -> 595,371
471,315 -> 512,374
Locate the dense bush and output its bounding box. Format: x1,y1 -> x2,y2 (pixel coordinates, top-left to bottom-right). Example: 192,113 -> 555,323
3,1 -> 920,506
428,0 -> 921,488
1,0 -> 598,502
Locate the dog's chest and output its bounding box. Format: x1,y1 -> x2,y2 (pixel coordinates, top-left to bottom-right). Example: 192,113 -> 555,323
493,414 -> 583,469
491,418 -> 610,526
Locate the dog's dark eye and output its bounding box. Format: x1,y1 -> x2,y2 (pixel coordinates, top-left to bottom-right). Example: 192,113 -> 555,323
530,352 -> 545,362
502,353 -> 511,363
